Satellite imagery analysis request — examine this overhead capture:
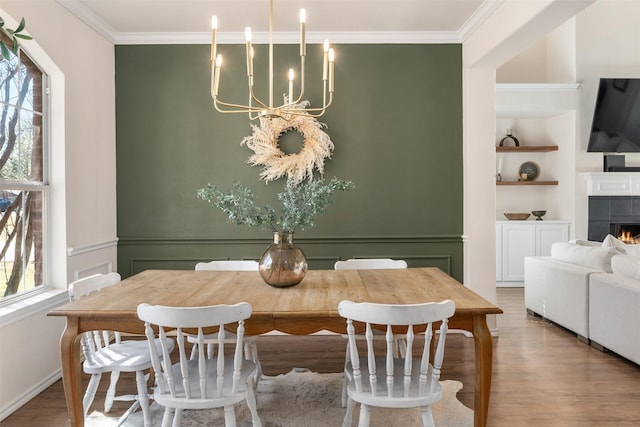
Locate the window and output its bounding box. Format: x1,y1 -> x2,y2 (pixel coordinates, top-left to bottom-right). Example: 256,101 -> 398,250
0,30 -> 47,301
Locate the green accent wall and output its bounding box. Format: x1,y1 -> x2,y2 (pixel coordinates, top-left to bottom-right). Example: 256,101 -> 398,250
115,44 -> 463,279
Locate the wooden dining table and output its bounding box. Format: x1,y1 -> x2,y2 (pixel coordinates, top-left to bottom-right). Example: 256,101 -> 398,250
49,267 -> 502,427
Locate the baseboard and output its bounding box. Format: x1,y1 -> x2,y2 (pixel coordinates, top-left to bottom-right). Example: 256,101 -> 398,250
0,369 -> 62,421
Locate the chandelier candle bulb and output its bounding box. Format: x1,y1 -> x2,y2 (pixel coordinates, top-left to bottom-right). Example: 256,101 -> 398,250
288,69 -> 294,102
210,16 -> 217,61
300,9 -> 306,56
323,40 -> 329,81
329,49 -> 335,92
213,55 -> 222,96
245,27 -> 253,78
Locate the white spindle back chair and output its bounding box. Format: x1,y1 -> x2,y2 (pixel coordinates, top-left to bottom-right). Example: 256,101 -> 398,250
334,258 -> 409,406
69,273 -> 171,426
334,258 -> 408,270
192,260 -> 262,381
137,302 -> 262,427
338,299 -> 456,427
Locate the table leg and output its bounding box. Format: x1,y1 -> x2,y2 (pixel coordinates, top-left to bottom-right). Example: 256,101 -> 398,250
472,314 -> 493,427
60,317 -> 84,427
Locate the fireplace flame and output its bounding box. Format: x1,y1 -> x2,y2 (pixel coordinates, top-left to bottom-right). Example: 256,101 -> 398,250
618,230 -> 640,244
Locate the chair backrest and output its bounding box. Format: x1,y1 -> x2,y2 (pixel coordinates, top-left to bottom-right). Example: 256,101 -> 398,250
334,258 -> 407,270
69,272 -> 122,300
68,273 -> 123,363
137,302 -> 253,402
338,299 -> 455,398
195,260 -> 259,271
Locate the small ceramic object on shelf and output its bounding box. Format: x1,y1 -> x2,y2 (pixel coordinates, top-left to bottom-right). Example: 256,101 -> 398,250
518,161 -> 539,181
499,129 -> 520,147
504,213 -> 531,220
532,210 -> 546,221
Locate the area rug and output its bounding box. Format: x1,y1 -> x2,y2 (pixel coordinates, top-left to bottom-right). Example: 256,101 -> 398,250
87,369 -> 473,426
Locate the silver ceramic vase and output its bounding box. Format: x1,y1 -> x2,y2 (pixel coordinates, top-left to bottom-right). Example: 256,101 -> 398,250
259,231 -> 308,287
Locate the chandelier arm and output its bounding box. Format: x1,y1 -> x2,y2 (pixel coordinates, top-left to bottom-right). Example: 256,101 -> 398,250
249,85 -> 270,110
213,98 -> 267,114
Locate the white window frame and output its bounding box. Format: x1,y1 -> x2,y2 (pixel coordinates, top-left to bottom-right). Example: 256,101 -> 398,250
0,12 -> 67,324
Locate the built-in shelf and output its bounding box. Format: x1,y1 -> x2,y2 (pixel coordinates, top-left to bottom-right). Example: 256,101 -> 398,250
497,180 -> 559,186
496,145 -> 558,152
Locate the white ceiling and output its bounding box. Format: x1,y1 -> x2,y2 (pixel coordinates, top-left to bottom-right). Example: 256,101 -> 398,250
55,0 -> 500,44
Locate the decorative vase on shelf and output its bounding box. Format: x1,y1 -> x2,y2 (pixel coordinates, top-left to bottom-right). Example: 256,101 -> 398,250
259,231 -> 308,288
499,129 -> 520,147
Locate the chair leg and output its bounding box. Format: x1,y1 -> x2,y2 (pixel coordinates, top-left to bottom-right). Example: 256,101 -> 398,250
246,377 -> 263,427
161,407 -> 172,427
172,408 -> 182,427
134,370 -> 152,427
223,405 -> 237,427
248,340 -> 262,382
397,337 -> 407,358
342,397 -> 355,427
420,405 -> 435,427
83,373 -> 102,418
341,344 -> 350,408
104,370 -> 120,412
358,403 -> 371,427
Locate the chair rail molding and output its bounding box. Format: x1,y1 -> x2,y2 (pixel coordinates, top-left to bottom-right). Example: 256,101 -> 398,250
67,238 -> 119,256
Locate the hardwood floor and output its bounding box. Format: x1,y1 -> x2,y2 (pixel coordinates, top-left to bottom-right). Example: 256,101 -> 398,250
1,288 -> 639,426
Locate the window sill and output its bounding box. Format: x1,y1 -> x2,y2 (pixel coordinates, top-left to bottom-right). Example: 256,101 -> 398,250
0,289 -> 68,328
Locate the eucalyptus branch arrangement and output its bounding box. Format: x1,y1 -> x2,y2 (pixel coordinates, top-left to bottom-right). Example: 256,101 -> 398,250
0,17 -> 32,60
197,177 -> 354,233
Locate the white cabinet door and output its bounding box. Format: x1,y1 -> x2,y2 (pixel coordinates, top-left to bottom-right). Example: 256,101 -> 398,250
536,224 -> 569,256
501,224 -> 535,282
496,221 -> 570,286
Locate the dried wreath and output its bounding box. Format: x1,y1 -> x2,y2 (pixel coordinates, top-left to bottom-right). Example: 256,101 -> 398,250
241,100 -> 334,185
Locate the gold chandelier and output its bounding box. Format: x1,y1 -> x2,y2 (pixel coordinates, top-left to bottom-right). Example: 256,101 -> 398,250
210,0 -> 335,120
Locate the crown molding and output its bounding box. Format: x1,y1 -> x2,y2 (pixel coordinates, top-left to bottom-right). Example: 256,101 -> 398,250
57,0 -> 499,45
115,31 -> 463,45
57,0 -> 119,43
458,0 -> 504,42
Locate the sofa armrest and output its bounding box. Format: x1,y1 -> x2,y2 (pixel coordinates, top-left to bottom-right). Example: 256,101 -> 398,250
524,256 -> 601,339
589,273 -> 640,365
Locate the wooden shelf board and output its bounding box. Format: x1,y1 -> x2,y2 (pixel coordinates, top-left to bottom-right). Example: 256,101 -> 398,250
496,146 -> 558,152
497,180 -> 558,186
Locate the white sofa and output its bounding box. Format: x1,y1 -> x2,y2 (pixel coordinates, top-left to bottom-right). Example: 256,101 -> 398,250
524,236 -> 640,365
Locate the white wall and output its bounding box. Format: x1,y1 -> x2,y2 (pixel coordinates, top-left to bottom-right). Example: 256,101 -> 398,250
462,0 -> 593,323
574,0 -> 640,239
0,0 -> 117,419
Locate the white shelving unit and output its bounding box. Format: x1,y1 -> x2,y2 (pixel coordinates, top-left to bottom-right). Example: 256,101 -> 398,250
495,83 -> 577,287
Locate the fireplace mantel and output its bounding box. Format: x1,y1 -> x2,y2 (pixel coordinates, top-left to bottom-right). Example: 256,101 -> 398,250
581,172 -> 640,196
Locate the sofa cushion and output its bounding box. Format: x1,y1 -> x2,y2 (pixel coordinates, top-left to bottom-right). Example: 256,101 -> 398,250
570,239 -> 602,247
602,234 -> 640,256
550,242 -> 623,273
611,255 -> 640,281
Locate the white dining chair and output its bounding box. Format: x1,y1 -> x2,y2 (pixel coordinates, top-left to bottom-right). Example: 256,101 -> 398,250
192,260 -> 262,381
137,302 -> 262,427
334,257 -> 408,406
334,258 -> 408,270
339,299 -> 456,427
69,273 -> 173,426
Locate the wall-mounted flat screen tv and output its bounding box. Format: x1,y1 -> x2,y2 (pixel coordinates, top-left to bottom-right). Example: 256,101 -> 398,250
587,78 -> 640,152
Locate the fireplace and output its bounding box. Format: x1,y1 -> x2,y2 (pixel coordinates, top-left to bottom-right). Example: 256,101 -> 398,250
612,224 -> 640,244
588,196 -> 640,242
